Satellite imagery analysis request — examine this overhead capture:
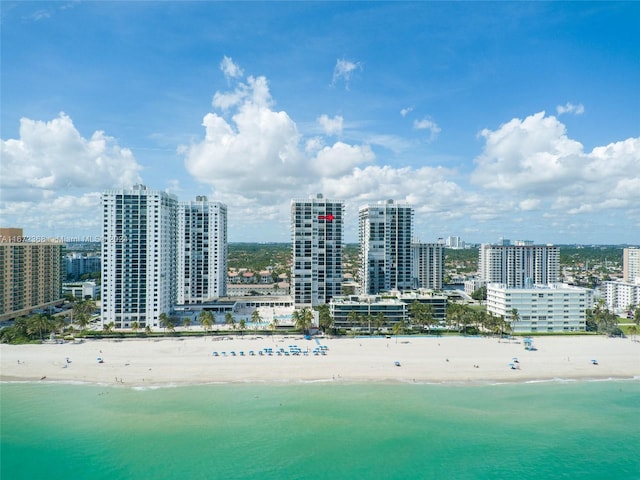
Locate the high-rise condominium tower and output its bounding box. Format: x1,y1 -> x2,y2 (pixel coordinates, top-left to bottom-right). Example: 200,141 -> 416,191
623,247 -> 640,283
177,196 -> 227,304
478,243 -> 559,287
359,200 -> 414,294
0,228 -> 64,321
291,194 -> 344,308
101,185 -> 178,330
411,242 -> 445,290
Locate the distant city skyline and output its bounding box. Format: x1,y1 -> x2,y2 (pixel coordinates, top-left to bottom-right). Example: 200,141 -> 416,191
1,2 -> 639,244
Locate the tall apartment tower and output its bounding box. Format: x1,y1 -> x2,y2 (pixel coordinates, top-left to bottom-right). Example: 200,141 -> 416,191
101,185 -> 178,330
478,243 -> 559,287
177,196 -> 228,304
291,194 -> 344,308
411,242 -> 445,290
623,247 -> 640,283
0,228 -> 64,321
359,200 -> 414,294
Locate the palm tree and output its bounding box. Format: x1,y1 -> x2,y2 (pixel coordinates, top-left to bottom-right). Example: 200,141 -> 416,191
317,304 -> 334,335
239,318 -> 246,336
159,313 -> 169,333
131,321 -> 140,335
224,312 -> 235,331
199,311 -> 213,335
27,314 -> 51,341
145,325 -> 152,336
392,319 -> 406,343
167,320 -> 176,334
347,311 -> 359,333
183,317 -> 192,331
103,321 -> 115,334
269,317 -> 279,336
374,312 -> 385,334
508,308 -> 520,333
294,308 -> 313,335
251,309 -> 262,326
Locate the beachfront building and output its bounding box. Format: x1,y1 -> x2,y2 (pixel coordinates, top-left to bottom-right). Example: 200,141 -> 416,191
0,228 -> 64,322
329,290 -> 447,331
486,283 -> 592,333
101,185 -> 178,330
329,295 -> 407,331
291,194 -> 344,308
359,200 -> 414,295
623,247 -> 640,283
603,280 -> 640,315
177,196 -> 228,304
411,242 -> 445,290
478,242 -> 560,287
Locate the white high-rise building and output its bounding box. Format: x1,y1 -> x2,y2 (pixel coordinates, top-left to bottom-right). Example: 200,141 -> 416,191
291,194 -> 344,308
411,242 -> 445,290
486,283 -> 591,333
623,247 -> 640,283
478,243 -> 559,287
177,196 -> 227,304
359,200 -> 413,294
101,185 -> 178,330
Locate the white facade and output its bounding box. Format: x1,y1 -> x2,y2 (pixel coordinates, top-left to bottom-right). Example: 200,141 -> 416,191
604,280 -> 640,315
411,242 -> 445,290
478,243 -> 559,287
101,185 -> 178,330
486,283 -> 592,333
291,194 -> 344,308
623,247 -> 640,283
359,200 -> 414,294
63,281 -> 98,300
177,196 -> 227,304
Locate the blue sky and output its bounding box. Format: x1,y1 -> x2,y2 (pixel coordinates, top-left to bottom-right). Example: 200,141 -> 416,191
1,1 -> 639,244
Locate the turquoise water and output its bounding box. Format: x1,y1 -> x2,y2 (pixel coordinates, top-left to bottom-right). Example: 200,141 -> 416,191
2,381 -> 639,479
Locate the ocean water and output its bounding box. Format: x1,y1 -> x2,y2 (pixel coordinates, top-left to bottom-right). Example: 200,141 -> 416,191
2,381 -> 638,479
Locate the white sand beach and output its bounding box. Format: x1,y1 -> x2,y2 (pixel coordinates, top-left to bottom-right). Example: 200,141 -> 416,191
1,335 -> 638,386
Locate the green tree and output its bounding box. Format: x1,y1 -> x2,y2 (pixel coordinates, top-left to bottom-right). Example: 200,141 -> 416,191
471,286 -> 487,303
182,317 -> 191,330
239,318 -> 246,336
199,311 -> 213,335
316,304 -> 333,334
392,319 -> 406,342
250,310 -> 262,325
131,321 -> 140,334
294,308 -> 314,335
159,313 -> 170,333
224,312 -> 236,330
27,314 -> 52,341
374,312 -> 385,333
508,308 -> 520,334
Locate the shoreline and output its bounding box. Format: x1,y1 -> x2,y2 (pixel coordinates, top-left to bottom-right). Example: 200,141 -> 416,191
2,335 -> 638,387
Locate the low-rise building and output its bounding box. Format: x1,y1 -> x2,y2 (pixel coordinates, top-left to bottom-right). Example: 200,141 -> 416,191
486,283 -> 592,333
62,281 -> 99,300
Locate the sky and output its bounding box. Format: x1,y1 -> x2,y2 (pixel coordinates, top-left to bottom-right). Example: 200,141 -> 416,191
1,1 -> 639,245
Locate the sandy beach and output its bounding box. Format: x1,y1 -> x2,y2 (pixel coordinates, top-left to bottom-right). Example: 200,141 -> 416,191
1,335 -> 638,386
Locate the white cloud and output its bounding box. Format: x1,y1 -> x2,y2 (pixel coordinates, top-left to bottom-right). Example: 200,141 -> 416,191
317,114 -> 343,136
332,58 -> 362,89
1,112 -> 142,202
413,117 -> 441,141
556,102 -> 585,115
400,107 -> 414,117
220,56 -> 244,81
471,111 -> 640,216
310,142 -> 374,177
